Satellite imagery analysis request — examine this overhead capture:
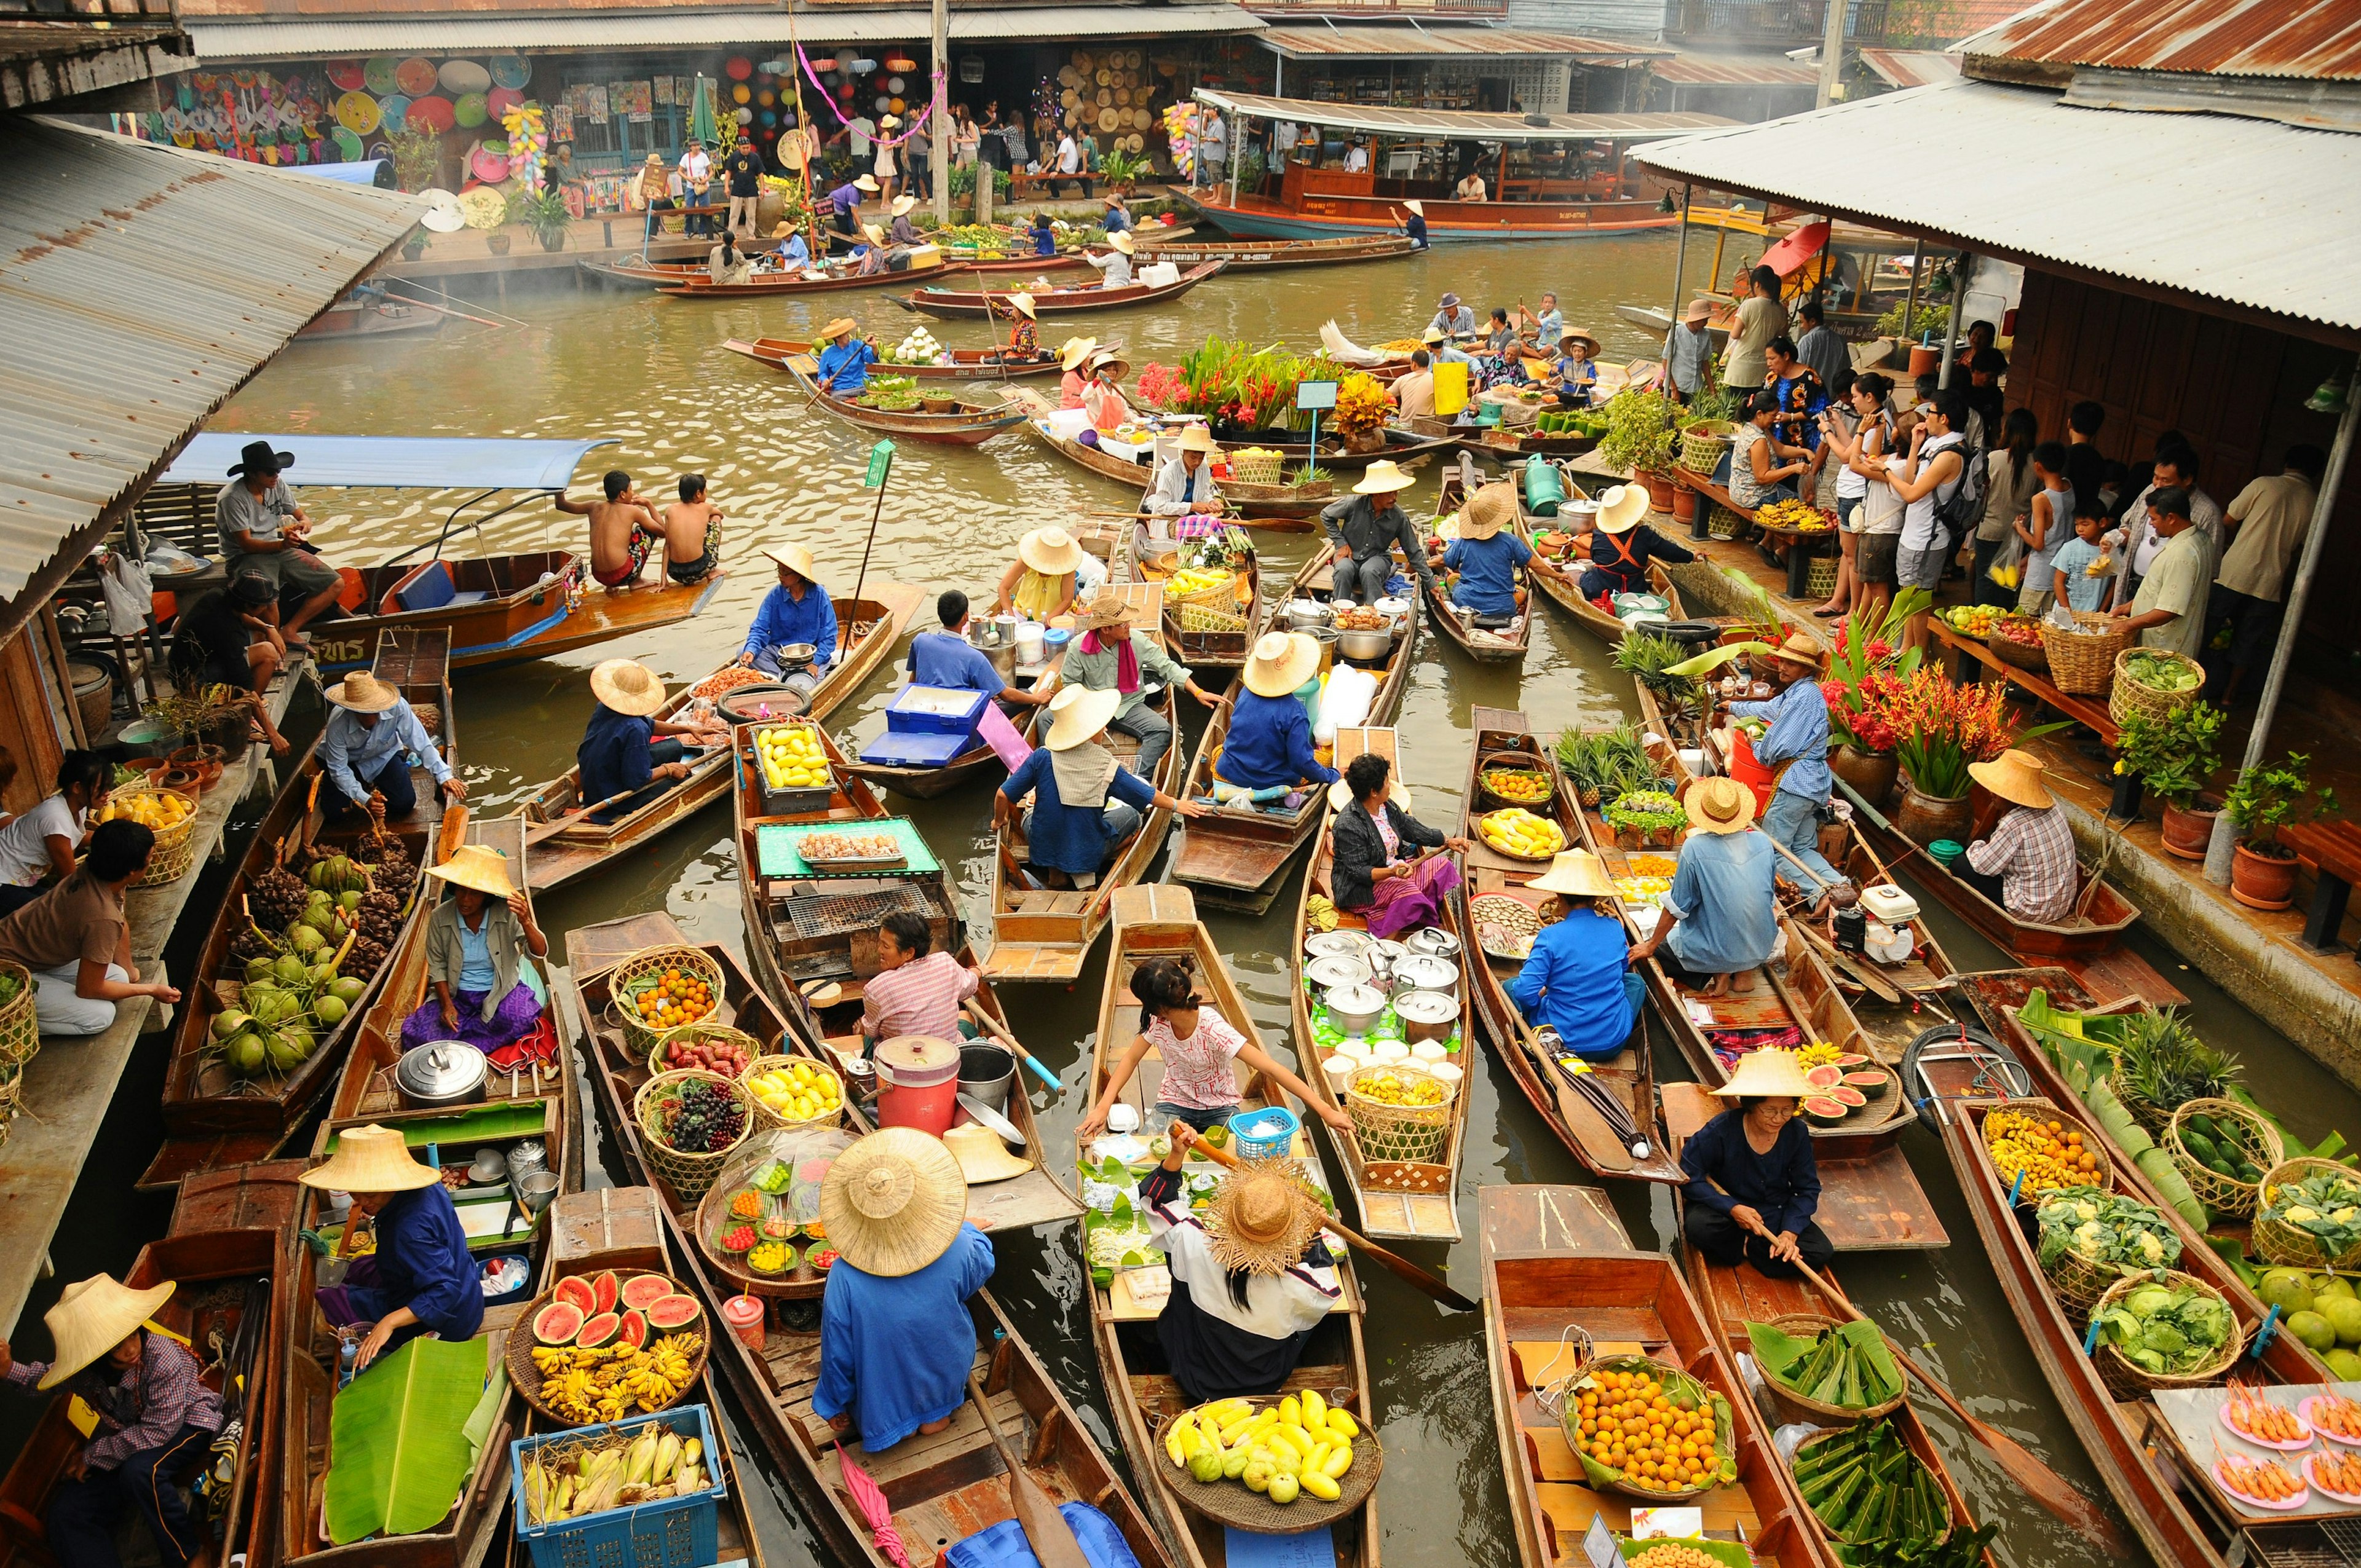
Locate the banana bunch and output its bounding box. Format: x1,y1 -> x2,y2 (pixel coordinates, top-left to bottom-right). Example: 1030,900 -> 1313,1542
1167,1390 -> 1363,1505
531,1334 -> 704,1424
520,1427 -> 708,1527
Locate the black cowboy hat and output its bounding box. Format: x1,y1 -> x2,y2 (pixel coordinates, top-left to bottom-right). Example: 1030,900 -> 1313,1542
226,439 -> 294,478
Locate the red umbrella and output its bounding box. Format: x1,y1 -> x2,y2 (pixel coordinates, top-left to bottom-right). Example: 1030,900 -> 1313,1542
837,1454 -> 912,1568
1760,219 -> 1830,279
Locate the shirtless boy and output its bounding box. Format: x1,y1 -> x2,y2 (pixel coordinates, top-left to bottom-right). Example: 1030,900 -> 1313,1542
660,475 -> 723,585
557,470 -> 662,590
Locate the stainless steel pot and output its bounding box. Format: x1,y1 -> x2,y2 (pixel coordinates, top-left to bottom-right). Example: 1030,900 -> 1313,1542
1303,954 -> 1374,993
396,1041 -> 488,1109
1365,939 -> 1407,981
1337,624 -> 1393,662
1405,928 -> 1463,963
1390,953 -> 1459,996
1303,930 -> 1372,963
1284,599 -> 1331,632
1394,989 -> 1461,1044
1324,983 -> 1388,1036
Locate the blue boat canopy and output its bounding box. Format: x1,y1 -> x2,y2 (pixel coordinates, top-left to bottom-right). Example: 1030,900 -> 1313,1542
161,435 -> 617,492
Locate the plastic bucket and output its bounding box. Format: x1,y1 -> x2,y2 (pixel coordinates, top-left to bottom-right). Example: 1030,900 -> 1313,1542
1013,621 -> 1045,666
1230,1105 -> 1300,1159
1928,838 -> 1966,869
957,1042 -> 1015,1114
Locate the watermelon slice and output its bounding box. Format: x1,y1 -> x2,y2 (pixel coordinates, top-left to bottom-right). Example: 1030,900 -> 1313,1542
575,1312 -> 622,1349
1805,1063 -> 1845,1090
620,1274 -> 671,1312
1835,1053 -> 1868,1066
553,1275 -> 596,1314
532,1302 -> 583,1346
1844,1070 -> 1890,1096
591,1270 -> 622,1316
1801,1096 -> 1849,1121
646,1295 -> 702,1331
1830,1085 -> 1867,1108
619,1310 -> 649,1350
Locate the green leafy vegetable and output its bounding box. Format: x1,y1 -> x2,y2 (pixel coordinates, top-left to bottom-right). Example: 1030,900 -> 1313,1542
2033,1186 -> 2181,1277
2260,1169 -> 2361,1257
1793,1418 -> 1953,1551
2091,1275 -> 2233,1374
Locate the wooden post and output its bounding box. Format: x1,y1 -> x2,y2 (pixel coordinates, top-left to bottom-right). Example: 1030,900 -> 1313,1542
930,0 -> 950,226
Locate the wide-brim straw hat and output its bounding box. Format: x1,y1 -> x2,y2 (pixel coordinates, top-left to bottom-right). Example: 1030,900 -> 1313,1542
880,114 -> 901,129
1353,460 -> 1414,496
820,1127 -> 968,1277
764,540 -> 820,581
1075,590 -> 1132,631
1460,482 -> 1517,541
589,658 -> 668,718
1684,297 -> 1715,325
299,1122 -> 441,1195
1402,199 -> 1425,216
943,1122 -> 1033,1185
1685,775 -> 1757,835
1596,484 -> 1650,535
1176,424 -> 1221,455
1712,1047 -> 1814,1098
890,194 -> 917,217
325,672 -> 400,714
1562,328 -> 1602,358
37,1275 -> 176,1390
645,153 -> 665,167
1968,748 -> 2055,810
427,842 -> 516,900
862,223 -> 885,246
1244,631 -> 1320,699
1088,350 -> 1131,381
1529,849 -> 1616,900
820,317 -> 859,341
1045,684 -> 1123,751
1059,335 -> 1099,371
1328,772 -> 1412,814
1420,327 -> 1447,346
1109,231 -> 1135,254
1017,526 -> 1083,575
853,174 -> 880,192
1771,631 -> 1826,673
1006,292 -> 1038,318
1203,1157 -> 1324,1276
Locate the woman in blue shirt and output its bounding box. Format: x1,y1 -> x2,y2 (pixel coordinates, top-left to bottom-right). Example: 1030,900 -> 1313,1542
399,842 -> 548,1055
1505,850 -> 1645,1060
736,541 -> 839,699
1431,482 -> 1530,620
996,687 -> 1202,880
814,317 -> 877,396
306,1125 -> 484,1373
1679,1049 -> 1831,1278
1217,634 -> 1337,795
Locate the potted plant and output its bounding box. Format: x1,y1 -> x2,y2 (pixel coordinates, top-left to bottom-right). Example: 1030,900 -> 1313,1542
2116,701 -> 2226,858
1817,588 -> 1929,805
511,187 -> 574,253
401,231 -> 429,263
486,197 -> 514,255
1599,389 -> 1679,512
1330,372 -> 1391,454
386,127 -> 442,194
1098,148 -> 1147,194
1868,666 -> 2067,846
2224,752 -> 2339,908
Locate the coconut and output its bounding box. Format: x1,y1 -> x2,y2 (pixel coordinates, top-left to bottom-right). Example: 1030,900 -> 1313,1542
286,925 -> 323,958
265,1029 -> 307,1073
211,1008 -> 254,1042
314,994 -> 349,1028
245,955 -> 278,984
2260,1267 -> 2317,1318
339,889 -> 365,912
228,1031 -> 268,1078
329,976 -> 367,1004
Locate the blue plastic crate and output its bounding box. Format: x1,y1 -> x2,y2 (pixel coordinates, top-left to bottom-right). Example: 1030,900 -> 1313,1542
511,1402 -> 725,1568
860,729 -> 973,769
885,684 -> 991,736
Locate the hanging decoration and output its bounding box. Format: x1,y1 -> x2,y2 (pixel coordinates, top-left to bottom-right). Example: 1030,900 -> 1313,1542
502,97 -> 548,187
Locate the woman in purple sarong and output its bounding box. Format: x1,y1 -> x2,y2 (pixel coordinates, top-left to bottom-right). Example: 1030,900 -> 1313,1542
1327,752 -> 1466,942
398,843 -> 547,1054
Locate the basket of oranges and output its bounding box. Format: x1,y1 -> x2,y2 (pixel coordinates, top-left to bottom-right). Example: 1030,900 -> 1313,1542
606,945 -> 726,1055
1562,1355 -> 1738,1501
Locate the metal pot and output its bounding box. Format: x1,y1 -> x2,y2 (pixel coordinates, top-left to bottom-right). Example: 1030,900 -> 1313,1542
1303,954 -> 1374,993
396,1041 -> 488,1109
1390,953 -> 1459,997
1405,928 -> 1463,963
505,1140 -> 548,1178
1394,989 -> 1460,1044
1324,983 -> 1388,1037
1364,939 -> 1407,981
1337,624 -> 1393,662
1371,596 -> 1412,623
1284,599 -> 1331,632
1303,930 -> 1372,963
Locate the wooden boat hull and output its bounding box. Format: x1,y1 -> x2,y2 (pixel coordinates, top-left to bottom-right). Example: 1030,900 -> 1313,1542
1139,544 -> 1260,672
896,259 -> 1228,318
781,357 -> 1026,444
1179,187 -> 1680,242
1426,470 -> 1533,666
1513,473 -> 1691,646
1003,384 -> 1339,527
724,334 -> 1066,382
1134,234 -> 1418,270
657,257 -> 971,297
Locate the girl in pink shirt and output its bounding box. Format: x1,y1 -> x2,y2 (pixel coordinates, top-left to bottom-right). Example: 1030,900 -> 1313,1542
1078,959 -> 1349,1139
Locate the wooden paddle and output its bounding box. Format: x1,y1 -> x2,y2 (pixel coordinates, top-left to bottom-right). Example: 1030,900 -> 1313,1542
433,803 -> 470,867
1787,1255 -> 2129,1553
965,1371 -> 1092,1568
1184,1127 -> 1477,1312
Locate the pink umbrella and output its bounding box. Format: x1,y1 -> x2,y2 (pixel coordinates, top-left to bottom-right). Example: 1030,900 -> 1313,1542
839,1454 -> 912,1568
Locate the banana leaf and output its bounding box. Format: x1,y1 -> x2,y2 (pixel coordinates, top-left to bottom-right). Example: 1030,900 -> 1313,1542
1666,642 -> 1773,679
325,1335 -> 490,1545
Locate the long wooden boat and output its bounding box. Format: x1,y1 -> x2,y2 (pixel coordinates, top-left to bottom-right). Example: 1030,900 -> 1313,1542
724,334 -> 1067,382
1133,529 -> 1262,672
1176,179 -> 1680,243
520,585 -> 926,892
1085,885 -> 1375,1568
138,629 -> 456,1192
1473,422 -> 1600,460
1168,553 -> 1418,915
1425,468 -> 1533,668
1133,232 -> 1418,270
655,255 -> 970,298
1457,710 -> 1681,1186
896,259 -> 1227,318
1224,425 -> 1461,472
778,355 -> 1027,445
1943,1092 -> 2335,1568
293,294 -> 446,342
1002,385 -> 1334,529
1514,476 -> 1692,647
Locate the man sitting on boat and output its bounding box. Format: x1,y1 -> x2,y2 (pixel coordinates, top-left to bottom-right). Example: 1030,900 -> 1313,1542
1101,191 -> 1133,235
1396,199 -> 1429,251
1083,230 -> 1135,289
1680,1048 -> 1832,1278
1723,632 -> 1846,900
576,659 -> 726,823
556,468 -> 665,591
906,589 -> 1051,709
0,1272 -> 223,1568
737,542 -> 838,700
886,193 -> 923,246
1455,170 -> 1489,203
706,230 -> 752,286
1430,292 -> 1477,340
1627,778 -> 1778,998
813,318 -> 879,398
0,819 -> 178,1037
320,670 -> 462,823
1030,211 -> 1058,257
994,526 -> 1094,625
1083,958 -> 1347,1141
306,1125 -> 483,1374
1145,425 -> 1227,521
1575,486 -> 1693,610
399,843 -> 548,1057
861,910 -> 981,1053
657,474 -> 722,585
997,687 -> 1204,886
1507,849 -> 1645,1060
1216,634 -> 1339,802
1430,482 -> 1531,624
1323,461 -> 1436,607
1056,336 -> 1098,408
1331,752 -> 1466,942
1061,591 -> 1217,779
989,292 -> 1040,361
814,1130 -> 995,1449
1960,750 -> 2077,925
217,440 -> 342,649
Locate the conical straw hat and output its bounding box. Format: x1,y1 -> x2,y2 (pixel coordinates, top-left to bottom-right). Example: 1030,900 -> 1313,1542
588,659 -> 668,718
298,1123 -> 441,1194
818,1128 -> 968,1277
1710,1048 -> 1814,1099
426,841 -> 516,899
37,1274 -> 176,1389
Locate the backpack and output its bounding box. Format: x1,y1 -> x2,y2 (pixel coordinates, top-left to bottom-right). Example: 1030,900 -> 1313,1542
1928,431 -> 1985,541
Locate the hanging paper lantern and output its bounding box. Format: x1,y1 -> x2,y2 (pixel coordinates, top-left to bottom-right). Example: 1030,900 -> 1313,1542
874,95 -> 890,113
735,106 -> 753,124
837,82 -> 855,100
731,83 -> 751,104
889,97 -> 906,115
849,58 -> 877,74
724,57 -> 753,81
885,55 -> 918,74
887,76 -> 905,94
759,109 -> 777,126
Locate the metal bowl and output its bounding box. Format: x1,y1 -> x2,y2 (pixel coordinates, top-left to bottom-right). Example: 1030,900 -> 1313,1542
1324,982 -> 1388,1037
773,641 -> 818,671
1304,954 -> 1374,992
1338,624 -> 1393,662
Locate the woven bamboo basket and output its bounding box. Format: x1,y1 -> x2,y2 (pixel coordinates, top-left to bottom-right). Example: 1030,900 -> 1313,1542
1572,1355 -> 1738,1502
2047,1235 -> 2154,1317
737,1052 -> 845,1133
2255,1156 -> 2361,1271
1707,505 -> 1746,541
634,1068 -> 753,1203
1173,572 -> 1249,612
1343,1064 -> 1455,1166
1985,623 -> 2051,672
0,962 -> 36,1070
2165,1098 -> 2283,1219
1805,553 -> 1838,601
2108,648 -> 2204,728
1175,602 -> 1248,636
1679,421 -> 1735,475
2088,1268 -> 2246,1400
105,782 -> 199,888
1229,449 -> 1283,486
2039,611 -> 2132,695
0,1058 -> 22,1155
604,945 -> 726,1055
2103,1058 -> 2189,1138
1754,1312 -> 1905,1429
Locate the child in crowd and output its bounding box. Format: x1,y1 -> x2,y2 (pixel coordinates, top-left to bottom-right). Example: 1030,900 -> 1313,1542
2048,500 -> 2116,614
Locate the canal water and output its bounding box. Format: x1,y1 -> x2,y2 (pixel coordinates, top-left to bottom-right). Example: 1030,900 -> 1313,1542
34,234 -> 2359,1567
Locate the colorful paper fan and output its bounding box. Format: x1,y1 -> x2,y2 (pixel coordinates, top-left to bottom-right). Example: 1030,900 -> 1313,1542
405,95 -> 456,132
325,60 -> 366,92
377,93 -> 411,131
394,57 -> 439,95
485,85 -> 523,118
362,57 -> 399,95
438,59 -> 491,95
453,92 -> 488,127
332,125 -> 363,160
489,55 -> 531,90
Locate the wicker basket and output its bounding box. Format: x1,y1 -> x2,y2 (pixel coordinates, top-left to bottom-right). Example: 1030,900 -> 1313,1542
1173,572 -> 1250,612
1571,1355 -> 1738,1502
604,945 -> 727,1055
2039,611 -> 2133,696
1706,505 -> 1746,541
1985,624 -> 2051,672
1343,1065 -> 1455,1167
2108,648 -> 2204,728
2165,1098 -> 2284,1220
633,1069 -> 753,1203
1753,1312 -> 1906,1429
646,1021 -> 761,1078
505,1271 -> 710,1427
1229,449 -> 1283,486
1806,554 -> 1838,600
2088,1268 -> 2247,1400
0,962 -> 36,1070
1793,1428 -> 1953,1545
1679,421 -> 1736,475
737,1052 -> 846,1133
2255,1156 -> 2361,1271
105,783 -> 199,888
1175,602 -> 1249,636
0,1058 -> 22,1156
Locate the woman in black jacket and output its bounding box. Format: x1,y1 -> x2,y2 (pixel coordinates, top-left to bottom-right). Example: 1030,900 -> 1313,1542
1329,752 -> 1467,941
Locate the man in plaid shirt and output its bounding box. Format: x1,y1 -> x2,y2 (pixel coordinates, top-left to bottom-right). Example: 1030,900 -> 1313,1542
1960,751 -> 2076,924
2,1272 -> 225,1568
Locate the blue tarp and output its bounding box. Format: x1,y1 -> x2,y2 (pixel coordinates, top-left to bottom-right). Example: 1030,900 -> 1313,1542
160,435 -> 615,491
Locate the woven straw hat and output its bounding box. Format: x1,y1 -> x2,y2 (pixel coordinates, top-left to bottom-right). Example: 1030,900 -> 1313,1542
589,659 -> 668,717
1685,775 -> 1757,835
891,194 -> 917,217
1203,1157 -> 1323,1275
1075,590 -> 1132,631
943,1122 -> 1033,1185
1684,297 -> 1715,325
1109,230 -> 1135,254
764,541 -> 820,581
1088,349 -> 1131,381
324,672 -> 400,714
862,223 -> 885,246
35,1274 -> 176,1389
1712,1047 -> 1814,1099
1459,482 -> 1517,541
427,842 -> 516,899
1243,631 -> 1319,698
1059,335 -> 1099,371
1421,327 -> 1447,346
853,174 -> 880,192
1176,425 -> 1220,455
1007,292 -> 1038,319
1596,484 -> 1650,535
1770,631 -> 1826,673
1528,849 -> 1616,900
821,317 -> 860,341
298,1122 -> 441,1194
1017,526 -> 1082,575
1352,460 -> 1414,496
818,1127 -> 968,1277
1968,748 -> 2055,810
1561,328 -> 1602,358
1045,684 -> 1122,751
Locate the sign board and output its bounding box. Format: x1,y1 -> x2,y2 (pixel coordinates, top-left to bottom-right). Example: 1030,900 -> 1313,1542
1295,379 -> 1338,412
863,439 -> 895,489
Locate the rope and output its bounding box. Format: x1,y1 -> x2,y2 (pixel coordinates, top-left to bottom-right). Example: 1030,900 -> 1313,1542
792,44 -> 938,148
1531,1323 -> 1596,1419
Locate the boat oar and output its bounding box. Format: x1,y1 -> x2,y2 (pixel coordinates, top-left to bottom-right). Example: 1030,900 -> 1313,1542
966,1371 -> 1093,1568
962,1001 -> 1061,1093
1184,1129 -> 1477,1312
1787,1255 -> 2129,1554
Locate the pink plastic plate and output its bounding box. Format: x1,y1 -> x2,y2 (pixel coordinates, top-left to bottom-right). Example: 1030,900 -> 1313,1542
2306,1451 -> 2361,1505
2301,1396 -> 2361,1446
2221,1399 -> 2314,1451
2215,1460 -> 2311,1512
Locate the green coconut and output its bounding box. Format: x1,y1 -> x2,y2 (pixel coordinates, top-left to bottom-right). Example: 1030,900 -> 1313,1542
227,1031 -> 267,1078
245,955 -> 278,984
328,977 -> 367,1005
210,1008 -> 253,1042
338,889 -> 365,912
2260,1268 -> 2317,1318
285,926 -> 323,959
314,994 -> 349,1028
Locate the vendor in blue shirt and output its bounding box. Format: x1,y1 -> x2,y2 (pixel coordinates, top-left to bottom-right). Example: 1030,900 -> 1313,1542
1578,483 -> 1696,604
318,671 -> 463,822
1031,211 -> 1058,257
1506,850 -> 1645,1060
305,1124 -> 484,1373
1628,777 -> 1778,998
995,687 -> 1203,881
776,227 -> 812,268
1429,481 -> 1530,619
1396,199 -> 1428,250
826,173 -> 876,239
575,658 -> 729,825
1679,1048 -> 1832,1279
1216,634 -> 1337,795
1723,633 -> 1845,902
735,541 -> 839,699
902,590 -> 1050,709
814,317 -> 879,398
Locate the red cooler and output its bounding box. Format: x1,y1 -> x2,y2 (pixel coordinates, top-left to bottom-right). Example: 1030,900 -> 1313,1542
1725,728 -> 1779,819
873,1034 -> 961,1136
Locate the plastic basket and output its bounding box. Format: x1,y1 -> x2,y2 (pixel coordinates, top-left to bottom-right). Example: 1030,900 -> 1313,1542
2039,612 -> 2132,696
1752,1312 -> 1907,1429
2165,1098 -> 2282,1219
633,1070 -> 753,1204
105,782 -> 198,888
737,1053 -> 845,1133
511,1403 -> 725,1568
1343,1066 -> 1455,1167
2089,1268 -> 2246,1400
1230,449 -> 1283,486
604,946 -> 727,1055
2255,1156 -> 2361,1271
2109,648 -> 2204,729
0,962 -> 36,1069
1227,1105 -> 1300,1159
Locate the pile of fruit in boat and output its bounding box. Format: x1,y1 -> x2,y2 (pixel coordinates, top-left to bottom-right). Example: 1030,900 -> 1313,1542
1479,808 -> 1564,859
516,1418 -> 710,1526
1481,766 -> 1552,805
1983,1107 -> 2103,1192
658,1030 -> 749,1077
630,967 -> 715,1032
528,1271 -> 706,1424
1166,1389 -> 1362,1505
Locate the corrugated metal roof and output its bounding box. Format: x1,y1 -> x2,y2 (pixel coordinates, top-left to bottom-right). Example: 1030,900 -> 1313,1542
0,117 -> 422,607
190,4 -> 1265,58
1637,76 -> 2361,332
1196,87 -> 1731,139
1861,46 -> 1963,87
1260,25 -> 1664,60
1956,0 -> 2361,79
1650,52 -> 1821,85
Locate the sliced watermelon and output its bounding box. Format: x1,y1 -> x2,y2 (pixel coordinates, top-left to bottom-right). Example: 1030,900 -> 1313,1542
620,1274 -> 672,1312
591,1270 -> 621,1317
532,1302 -> 583,1346
1835,1053 -> 1869,1066
1801,1096 -> 1849,1121
647,1294 -> 703,1331
1844,1070 -> 1891,1096
619,1310 -> 649,1350
553,1274 -> 596,1314
575,1312 -> 622,1349
1805,1063 -> 1845,1089
1830,1085 -> 1867,1108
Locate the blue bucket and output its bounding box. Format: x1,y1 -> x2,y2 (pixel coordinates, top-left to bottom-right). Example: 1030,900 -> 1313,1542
1228,1106 -> 1299,1159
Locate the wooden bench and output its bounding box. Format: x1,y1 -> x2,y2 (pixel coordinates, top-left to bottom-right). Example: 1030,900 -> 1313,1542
2279,819 -> 2361,958
1671,470 -> 1833,599
1926,620 -> 2119,746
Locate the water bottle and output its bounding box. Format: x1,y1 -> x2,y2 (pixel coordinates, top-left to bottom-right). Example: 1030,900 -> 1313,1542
337,1336 -> 358,1390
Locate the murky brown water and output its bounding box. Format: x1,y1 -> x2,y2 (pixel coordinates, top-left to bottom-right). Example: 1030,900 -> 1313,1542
171,236 -> 2361,1567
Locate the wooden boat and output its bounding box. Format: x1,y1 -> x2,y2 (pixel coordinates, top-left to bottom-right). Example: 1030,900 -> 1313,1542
1223,425 -> 1461,472
655,256 -> 971,297
1085,885 -> 1375,1568
577,256 -> 707,288
1002,385 -> 1334,529
520,585 -> 926,892
957,250 -> 1094,274
1424,468 -> 1533,668
897,259 -> 1227,318
724,334 -> 1066,382
1457,711 -> 1680,1187
1471,422 -> 1599,459
777,355 -> 1027,445
137,629 -> 455,1192
1942,1091 -> 2335,1568
1513,474 -> 1692,647
1132,527 -> 1262,672
1177,168 -> 1682,243
1168,553 -> 1418,915
1133,233 -> 1418,270
293,294 -> 446,342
